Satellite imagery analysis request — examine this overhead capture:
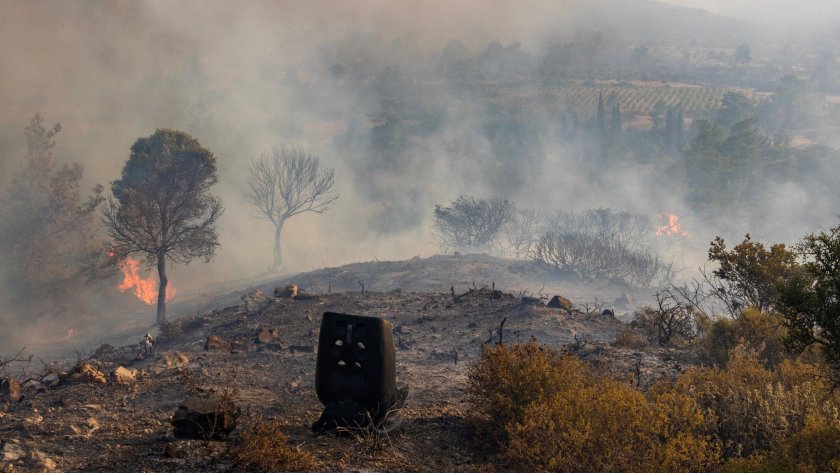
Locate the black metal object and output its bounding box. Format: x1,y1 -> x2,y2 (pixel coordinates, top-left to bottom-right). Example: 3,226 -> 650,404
312,312 -> 408,435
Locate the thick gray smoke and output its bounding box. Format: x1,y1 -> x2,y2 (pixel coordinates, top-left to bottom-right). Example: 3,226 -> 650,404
1,0 -> 839,354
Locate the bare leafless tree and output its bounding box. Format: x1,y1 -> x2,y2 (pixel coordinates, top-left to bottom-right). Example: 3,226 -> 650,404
245,147 -> 337,270
433,195 -> 514,252
635,292 -> 698,346
503,208 -> 543,260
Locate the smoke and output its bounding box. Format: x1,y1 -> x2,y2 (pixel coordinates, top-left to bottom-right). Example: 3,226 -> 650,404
1,0 -> 839,354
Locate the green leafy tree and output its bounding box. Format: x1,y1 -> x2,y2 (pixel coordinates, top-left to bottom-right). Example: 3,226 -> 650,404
103,129 -> 222,324
708,234 -> 800,314
715,92 -> 756,130
777,224 -> 840,384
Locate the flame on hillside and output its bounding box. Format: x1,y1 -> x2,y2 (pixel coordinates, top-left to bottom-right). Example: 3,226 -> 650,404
116,256 -> 175,305
656,212 -> 690,238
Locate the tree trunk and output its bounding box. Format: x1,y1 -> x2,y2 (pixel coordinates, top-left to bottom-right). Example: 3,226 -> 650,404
272,219 -> 285,270
156,253 -> 168,324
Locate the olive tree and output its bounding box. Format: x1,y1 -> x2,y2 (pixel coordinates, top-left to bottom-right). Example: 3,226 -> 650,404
244,147 -> 337,270
103,129 -> 223,324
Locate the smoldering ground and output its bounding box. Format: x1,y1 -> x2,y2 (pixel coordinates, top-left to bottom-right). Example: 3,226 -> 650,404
1,0 -> 839,355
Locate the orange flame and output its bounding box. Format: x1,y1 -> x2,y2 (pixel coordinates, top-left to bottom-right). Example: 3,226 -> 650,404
656,212 -> 690,237
116,257 -> 175,304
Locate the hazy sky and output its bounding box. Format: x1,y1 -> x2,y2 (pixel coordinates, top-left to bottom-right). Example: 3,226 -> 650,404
661,0 -> 840,25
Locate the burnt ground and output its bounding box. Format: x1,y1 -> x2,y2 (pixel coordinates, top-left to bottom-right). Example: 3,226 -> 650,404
0,256 -> 689,472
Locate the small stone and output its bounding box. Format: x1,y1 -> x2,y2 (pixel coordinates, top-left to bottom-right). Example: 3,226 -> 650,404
86,417 -> 100,432
1,442 -> 25,462
111,366 -> 138,385
241,289 -> 271,314
204,335 -> 232,353
275,284 -> 298,299
79,363 -> 108,384
255,327 -> 278,344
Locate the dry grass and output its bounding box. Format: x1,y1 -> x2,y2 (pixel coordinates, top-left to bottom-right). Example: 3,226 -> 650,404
231,418 -> 319,472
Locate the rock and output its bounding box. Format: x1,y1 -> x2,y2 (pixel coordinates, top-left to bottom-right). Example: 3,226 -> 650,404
241,289 -> 270,314
111,366 -> 138,385
601,309 -> 615,318
0,378 -> 22,403
62,363 -> 107,385
614,292 -> 633,307
163,351 -> 190,368
275,283 -> 298,299
171,394 -> 240,440
255,327 -> 278,344
2,442 -> 25,462
204,335 -> 231,353
547,295 -> 574,310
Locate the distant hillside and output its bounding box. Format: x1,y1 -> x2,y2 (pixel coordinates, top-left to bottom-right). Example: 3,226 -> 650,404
571,0 -> 751,45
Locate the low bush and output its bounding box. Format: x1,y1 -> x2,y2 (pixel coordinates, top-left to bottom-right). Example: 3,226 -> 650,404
466,341 -> 720,472
672,344 -> 840,459
723,418 -> 840,473
697,308 -> 788,367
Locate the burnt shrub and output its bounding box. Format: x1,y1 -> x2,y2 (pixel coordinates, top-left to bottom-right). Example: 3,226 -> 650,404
231,418 -> 318,472
433,195 -> 514,251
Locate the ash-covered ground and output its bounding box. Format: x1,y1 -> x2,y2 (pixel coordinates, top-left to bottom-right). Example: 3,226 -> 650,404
0,255 -> 688,472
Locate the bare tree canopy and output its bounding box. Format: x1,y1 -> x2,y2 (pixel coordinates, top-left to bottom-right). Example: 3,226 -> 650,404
103,129 -> 223,323
244,147 -> 337,270
433,195 -> 514,251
